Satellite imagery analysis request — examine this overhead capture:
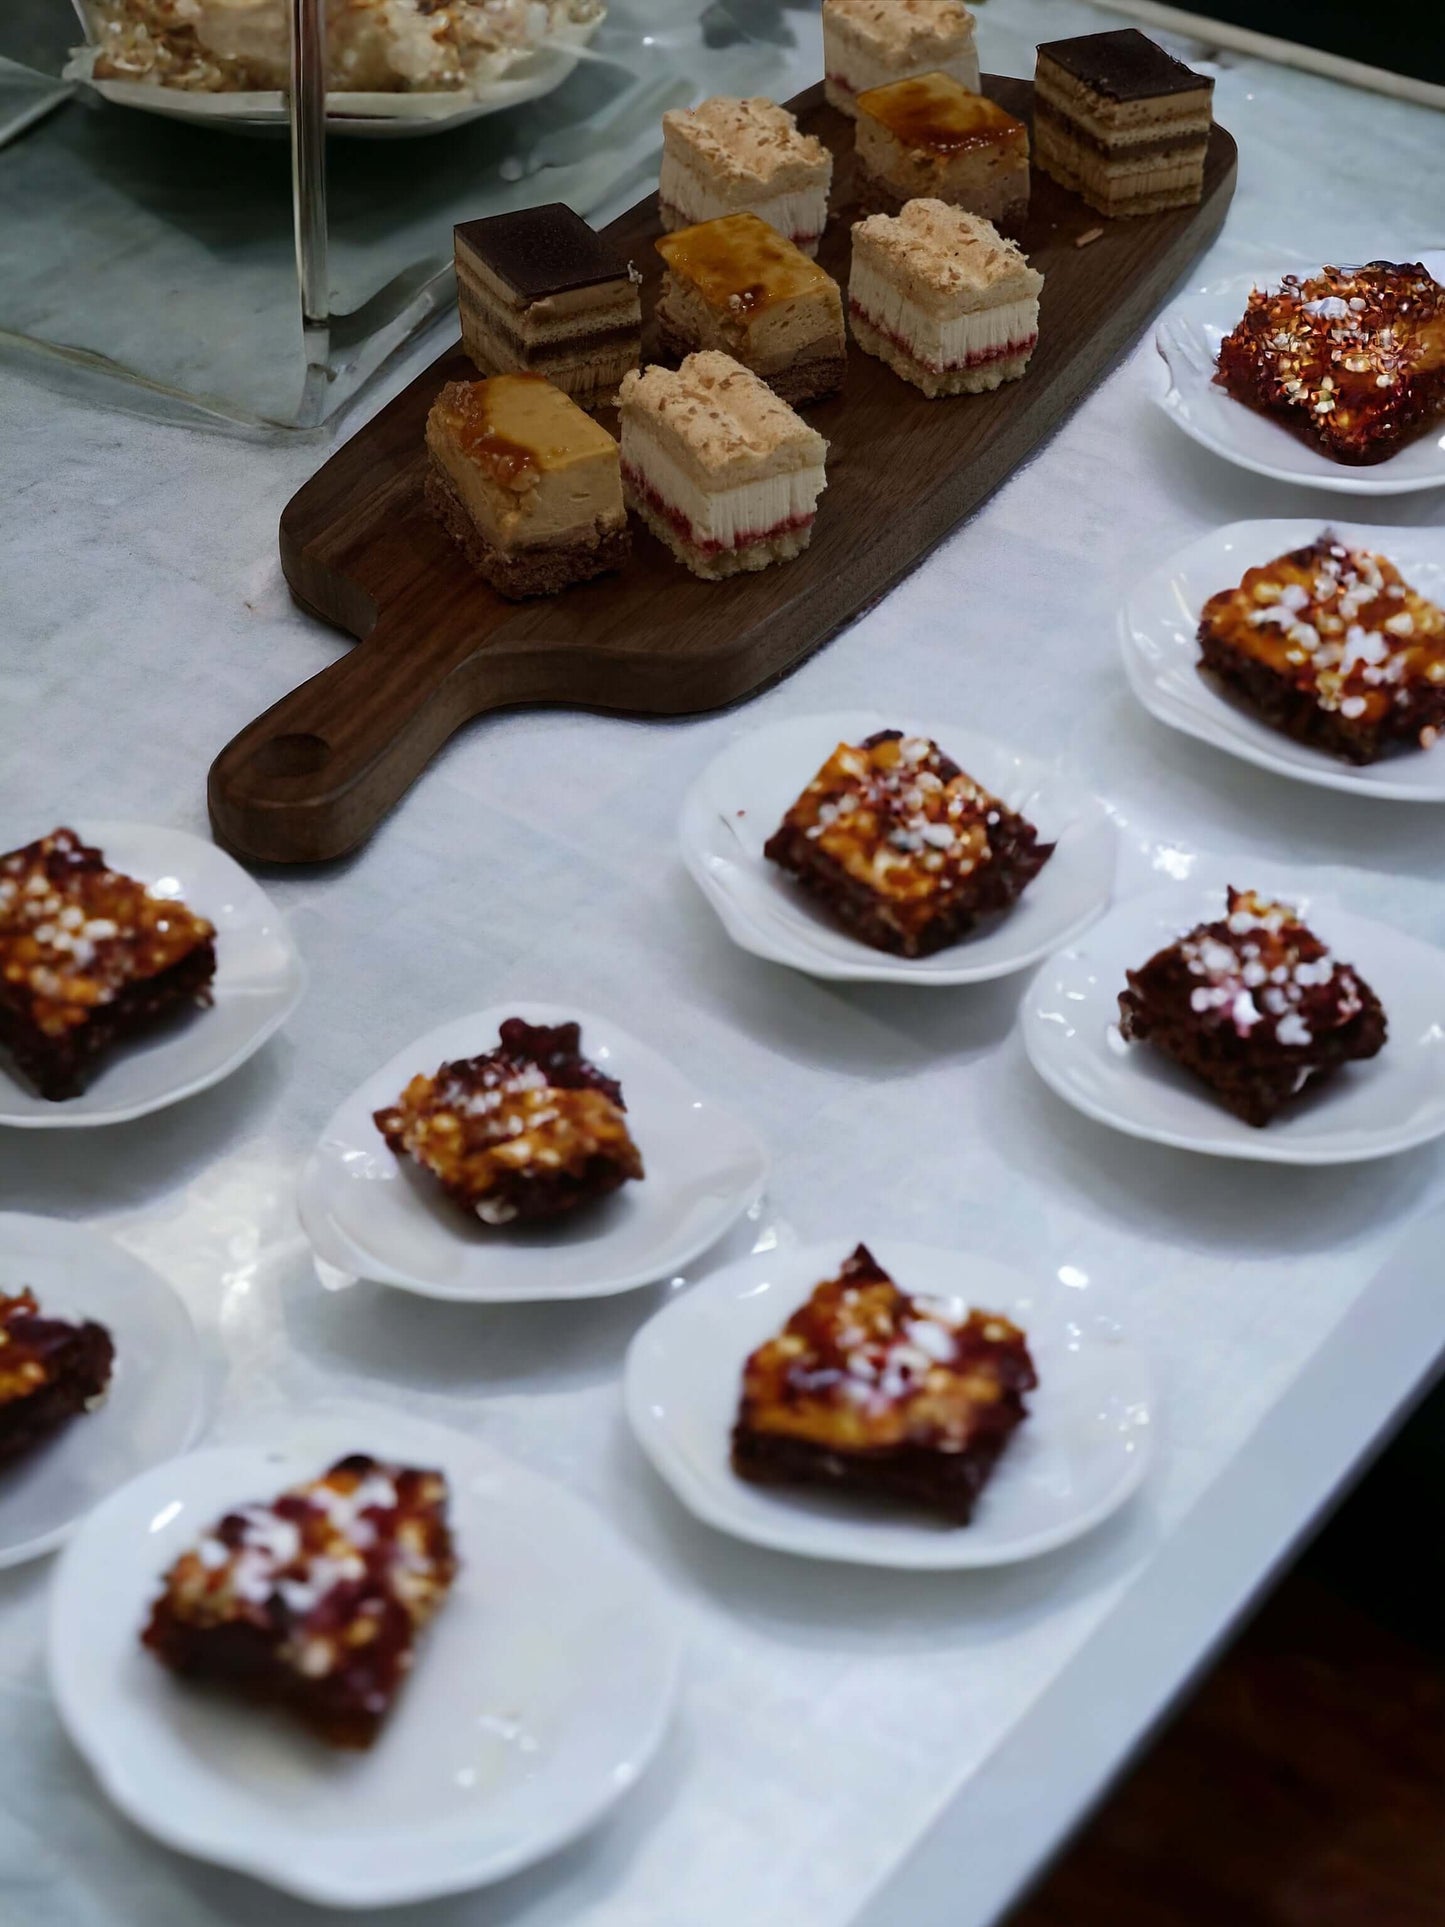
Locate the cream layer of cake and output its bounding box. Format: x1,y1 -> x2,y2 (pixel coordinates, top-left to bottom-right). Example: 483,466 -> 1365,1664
658,97 -> 832,251
457,256 -> 641,403
822,0 -> 979,117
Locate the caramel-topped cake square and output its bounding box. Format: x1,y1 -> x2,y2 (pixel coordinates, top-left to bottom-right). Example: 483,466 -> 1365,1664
618,351 -> 829,580
453,202 -> 640,408
763,729 -> 1053,956
1118,888 -> 1387,1128
424,373 -> 629,599
0,1290 -> 113,1469
732,1244 -> 1036,1523
849,199 -> 1042,397
822,0 -> 979,118
655,213 -> 846,408
0,827 -> 216,1102
854,72 -> 1029,231
142,1455 -> 457,1749
658,96 -> 832,254
1215,262 -> 1445,465
1198,533 -> 1445,764
374,1017 -> 644,1226
1034,29 -> 1213,216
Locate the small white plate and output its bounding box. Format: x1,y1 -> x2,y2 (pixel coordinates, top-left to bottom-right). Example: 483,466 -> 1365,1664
680,711 -> 1117,985
1120,520 -> 1445,802
1154,251 -> 1445,495
301,1002 -> 767,1301
1022,878 -> 1445,1164
625,1240 -> 1153,1569
48,1406 -> 679,1907
0,1214 -> 204,1568
0,821 -> 305,1129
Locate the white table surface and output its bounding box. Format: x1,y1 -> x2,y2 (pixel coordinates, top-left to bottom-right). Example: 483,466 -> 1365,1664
3,3 -> 1444,1924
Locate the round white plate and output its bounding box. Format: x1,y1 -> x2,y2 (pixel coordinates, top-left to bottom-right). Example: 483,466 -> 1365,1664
301,1002 -> 767,1301
0,821 -> 305,1129
63,13 -> 602,138
48,1406 -> 679,1907
1154,251 -> 1445,495
680,711 -> 1117,985
1022,879 -> 1445,1164
1120,520 -> 1445,802
625,1240 -> 1153,1569
0,1214 -> 204,1568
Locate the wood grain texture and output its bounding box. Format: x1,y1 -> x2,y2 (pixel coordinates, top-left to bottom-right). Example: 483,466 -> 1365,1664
209,78 -> 1237,864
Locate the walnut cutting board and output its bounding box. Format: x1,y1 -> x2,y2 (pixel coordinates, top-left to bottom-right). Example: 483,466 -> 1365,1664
209,78 -> 1237,864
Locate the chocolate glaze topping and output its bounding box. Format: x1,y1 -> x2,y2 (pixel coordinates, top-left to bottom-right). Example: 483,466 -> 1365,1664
1038,28 -> 1212,102
454,202 -> 633,301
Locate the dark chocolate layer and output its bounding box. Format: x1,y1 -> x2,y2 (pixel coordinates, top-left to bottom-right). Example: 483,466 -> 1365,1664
1037,28 -> 1212,102
454,203 -> 633,301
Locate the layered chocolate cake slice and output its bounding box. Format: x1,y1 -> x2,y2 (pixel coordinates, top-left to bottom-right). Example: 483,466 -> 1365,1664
732,1244 -> 1036,1524
1033,29 -> 1214,217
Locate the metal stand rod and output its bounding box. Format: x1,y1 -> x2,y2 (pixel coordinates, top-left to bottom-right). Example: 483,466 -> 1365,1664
289,0 -> 331,424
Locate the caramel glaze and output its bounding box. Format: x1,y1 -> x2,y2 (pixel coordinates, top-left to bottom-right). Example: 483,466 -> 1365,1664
656,212 -> 834,315
857,73 -> 1026,155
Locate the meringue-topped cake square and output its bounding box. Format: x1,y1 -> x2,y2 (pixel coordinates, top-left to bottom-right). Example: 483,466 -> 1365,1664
658,96 -> 832,255
855,72 -> 1030,231
655,213 -> 846,408
731,1243 -> 1037,1523
822,0 -> 979,118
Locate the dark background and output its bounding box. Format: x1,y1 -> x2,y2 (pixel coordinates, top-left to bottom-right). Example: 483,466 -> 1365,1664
1136,0 -> 1445,86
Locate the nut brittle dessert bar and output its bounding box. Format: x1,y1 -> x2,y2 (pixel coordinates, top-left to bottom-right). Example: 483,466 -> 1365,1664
1033,28 -> 1213,217
854,71 -> 1029,232
0,1290 -> 114,1469
655,213 -> 846,408
0,828 -> 216,1102
374,1017 -> 644,1226
1215,262 -> 1445,464
822,0 -> 979,119
1197,533 -> 1445,764
658,96 -> 832,254
763,729 -> 1053,956
732,1244 -> 1036,1523
1118,888 -> 1387,1128
142,1454 -> 456,1749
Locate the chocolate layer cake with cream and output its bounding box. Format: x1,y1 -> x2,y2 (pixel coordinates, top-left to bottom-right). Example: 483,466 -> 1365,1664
822,0 -> 979,119
854,71 -> 1029,231
454,203 -> 640,408
658,96 -> 832,255
618,351 -> 829,579
1034,29 -> 1213,217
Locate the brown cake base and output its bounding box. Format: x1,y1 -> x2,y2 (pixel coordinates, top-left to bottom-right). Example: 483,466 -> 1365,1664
848,310 -> 1032,398
424,465 -> 631,600
1197,630 -> 1445,766
0,1320 -> 113,1468
0,941 -> 216,1102
731,1425 -> 1010,1525
622,483 -> 815,581
655,314 -> 845,407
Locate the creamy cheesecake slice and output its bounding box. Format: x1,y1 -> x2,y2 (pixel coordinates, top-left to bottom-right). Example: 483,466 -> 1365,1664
849,199 -> 1042,397
424,374 -> 629,599
454,203 -> 641,409
655,214 -> 846,408
658,97 -> 833,255
618,351 -> 828,580
822,0 -> 979,118
1034,29 -> 1213,217
855,72 -> 1029,232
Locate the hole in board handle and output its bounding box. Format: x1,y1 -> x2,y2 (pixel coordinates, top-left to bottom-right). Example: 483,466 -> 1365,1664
248,732 -> 333,780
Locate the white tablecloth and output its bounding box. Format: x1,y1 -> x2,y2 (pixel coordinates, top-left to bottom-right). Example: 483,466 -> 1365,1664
2,4 -> 1444,1923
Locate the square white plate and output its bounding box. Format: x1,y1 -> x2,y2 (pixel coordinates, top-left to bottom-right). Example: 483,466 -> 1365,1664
301,1002 -> 768,1301
48,1406 -> 680,1907
1119,520 -> 1445,801
679,711 -> 1117,985
0,821 -> 305,1128
1022,872 -> 1445,1164
1154,251 -> 1445,495
626,1240 -> 1153,1570
0,1214 -> 204,1568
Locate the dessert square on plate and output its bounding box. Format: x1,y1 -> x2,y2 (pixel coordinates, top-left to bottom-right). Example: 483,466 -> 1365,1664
732,1244 -> 1036,1524
763,727 -> 1053,956
1033,28 -> 1213,217
854,72 -> 1029,231
453,203 -> 641,409
848,198 -> 1042,397
143,1454 -> 457,1749
0,1288 -> 113,1470
1197,532 -> 1445,764
0,827 -> 216,1102
657,96 -> 832,254
655,213 -> 846,407
1215,262 -> 1445,465
822,0 -> 979,119
424,374 -> 629,598
618,351 -> 828,579
1118,887 -> 1387,1128
374,1017 -> 644,1227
